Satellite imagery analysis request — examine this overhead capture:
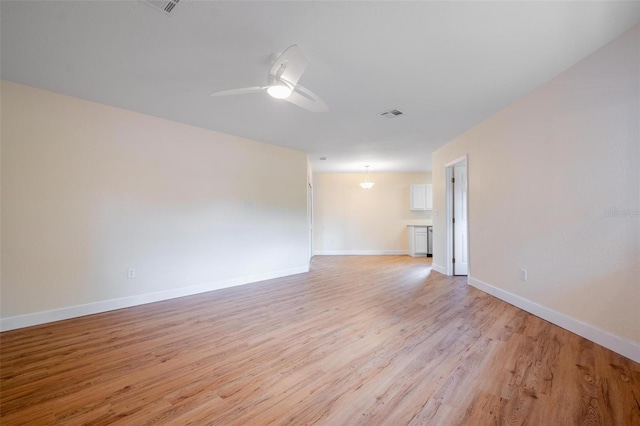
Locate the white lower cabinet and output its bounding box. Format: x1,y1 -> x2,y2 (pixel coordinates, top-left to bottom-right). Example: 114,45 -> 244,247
408,225 -> 432,257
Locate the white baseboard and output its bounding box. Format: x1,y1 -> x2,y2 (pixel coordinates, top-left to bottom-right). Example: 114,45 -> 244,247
468,277 -> 640,364
0,265 -> 309,332
432,263 -> 447,274
313,250 -> 408,256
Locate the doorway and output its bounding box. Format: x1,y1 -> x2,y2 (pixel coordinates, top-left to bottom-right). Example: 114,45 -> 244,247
445,156 -> 469,276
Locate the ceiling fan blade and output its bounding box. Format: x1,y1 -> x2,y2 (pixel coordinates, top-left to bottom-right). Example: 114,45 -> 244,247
285,85 -> 328,112
210,86 -> 266,97
269,44 -> 308,87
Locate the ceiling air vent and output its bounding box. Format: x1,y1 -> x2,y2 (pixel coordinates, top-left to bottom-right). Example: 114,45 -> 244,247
141,0 -> 180,16
380,109 -> 404,119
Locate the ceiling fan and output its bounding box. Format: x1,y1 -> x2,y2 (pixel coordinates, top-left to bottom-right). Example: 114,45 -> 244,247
210,44 -> 328,112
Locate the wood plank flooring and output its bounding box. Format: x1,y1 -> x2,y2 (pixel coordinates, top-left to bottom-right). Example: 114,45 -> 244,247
2,255 -> 639,425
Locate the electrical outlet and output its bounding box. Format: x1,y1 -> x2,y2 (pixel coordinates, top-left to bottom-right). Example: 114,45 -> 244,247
128,268 -> 136,278
520,268 -> 527,282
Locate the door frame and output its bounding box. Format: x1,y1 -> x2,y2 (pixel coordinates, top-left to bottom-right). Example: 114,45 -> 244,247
445,155 -> 469,276
308,181 -> 313,262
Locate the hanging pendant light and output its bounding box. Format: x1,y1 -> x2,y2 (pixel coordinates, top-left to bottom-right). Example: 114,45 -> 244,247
359,165 -> 375,189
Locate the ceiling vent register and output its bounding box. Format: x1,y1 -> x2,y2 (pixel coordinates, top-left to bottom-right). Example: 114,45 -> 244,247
380,109 -> 404,119
141,0 -> 180,15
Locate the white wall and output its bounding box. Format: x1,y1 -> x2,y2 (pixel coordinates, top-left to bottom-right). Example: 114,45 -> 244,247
313,172 -> 431,254
1,80 -> 309,330
432,25 -> 639,361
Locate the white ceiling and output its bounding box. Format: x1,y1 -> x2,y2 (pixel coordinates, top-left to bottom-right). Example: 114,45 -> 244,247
2,1 -> 639,172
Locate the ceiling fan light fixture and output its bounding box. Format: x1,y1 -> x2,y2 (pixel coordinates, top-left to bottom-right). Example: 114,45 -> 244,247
210,45 -> 327,111
267,84 -> 293,99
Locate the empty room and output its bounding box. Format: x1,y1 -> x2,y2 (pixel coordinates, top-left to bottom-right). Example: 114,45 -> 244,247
1,1 -> 639,425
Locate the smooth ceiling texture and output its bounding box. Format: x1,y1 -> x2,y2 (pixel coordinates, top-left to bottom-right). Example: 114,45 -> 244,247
1,1 -> 639,172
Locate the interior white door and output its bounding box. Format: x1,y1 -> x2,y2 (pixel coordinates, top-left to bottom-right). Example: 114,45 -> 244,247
453,165 -> 469,275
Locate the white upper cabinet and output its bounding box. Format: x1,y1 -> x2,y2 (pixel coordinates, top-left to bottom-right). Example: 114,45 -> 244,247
410,184 -> 432,210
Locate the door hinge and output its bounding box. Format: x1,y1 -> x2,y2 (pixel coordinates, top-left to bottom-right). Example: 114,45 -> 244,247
452,217 -> 455,224
452,258 -> 456,263
452,177 -> 455,183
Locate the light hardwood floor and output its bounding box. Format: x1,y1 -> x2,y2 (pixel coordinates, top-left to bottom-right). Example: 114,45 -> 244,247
1,256 -> 639,425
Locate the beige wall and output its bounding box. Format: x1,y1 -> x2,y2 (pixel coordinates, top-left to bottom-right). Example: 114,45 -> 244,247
313,172 -> 431,254
1,80 -> 309,325
433,26 -> 639,348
